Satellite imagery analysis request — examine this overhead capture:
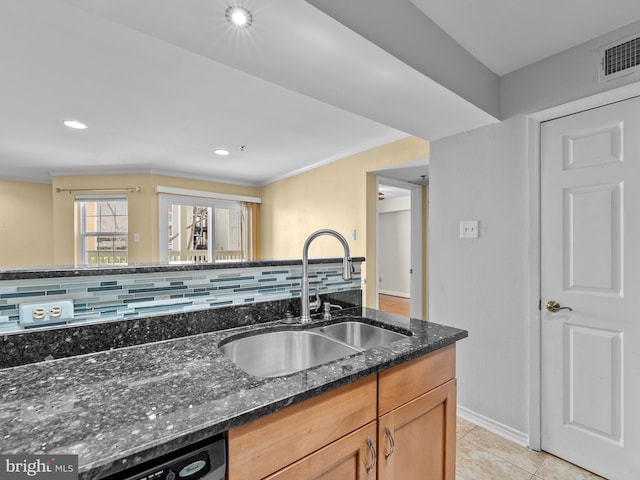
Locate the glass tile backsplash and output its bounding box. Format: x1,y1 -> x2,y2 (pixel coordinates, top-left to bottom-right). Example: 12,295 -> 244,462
0,262 -> 362,331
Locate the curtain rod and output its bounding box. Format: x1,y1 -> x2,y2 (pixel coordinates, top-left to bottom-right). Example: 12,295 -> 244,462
55,187 -> 142,194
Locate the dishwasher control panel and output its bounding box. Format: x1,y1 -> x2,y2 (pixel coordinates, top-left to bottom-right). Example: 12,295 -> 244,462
121,435 -> 226,480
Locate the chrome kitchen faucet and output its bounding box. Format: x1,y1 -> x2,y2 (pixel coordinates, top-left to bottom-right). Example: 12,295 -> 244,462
300,229 -> 352,324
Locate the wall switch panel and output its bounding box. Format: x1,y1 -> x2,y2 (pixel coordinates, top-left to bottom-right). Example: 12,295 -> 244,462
460,220 -> 479,239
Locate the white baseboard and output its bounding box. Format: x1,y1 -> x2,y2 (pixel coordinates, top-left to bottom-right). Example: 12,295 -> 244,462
457,405 -> 530,448
378,290 -> 410,298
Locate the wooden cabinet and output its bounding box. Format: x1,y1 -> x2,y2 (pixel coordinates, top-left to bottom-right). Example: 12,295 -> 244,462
377,380 -> 456,480
377,344 -> 457,480
264,422 -> 377,480
227,344 -> 457,480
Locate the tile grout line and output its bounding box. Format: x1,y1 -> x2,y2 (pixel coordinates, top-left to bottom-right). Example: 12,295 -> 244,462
456,418 -> 606,480
457,420 -> 548,479
461,432 -> 545,476
457,435 -> 535,479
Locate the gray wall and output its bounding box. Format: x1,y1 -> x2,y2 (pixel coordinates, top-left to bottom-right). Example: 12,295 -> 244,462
430,20 -> 640,438
431,117 -> 529,433
501,20 -> 640,118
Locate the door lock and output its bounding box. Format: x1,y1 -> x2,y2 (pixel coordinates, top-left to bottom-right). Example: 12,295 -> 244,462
545,300 -> 573,313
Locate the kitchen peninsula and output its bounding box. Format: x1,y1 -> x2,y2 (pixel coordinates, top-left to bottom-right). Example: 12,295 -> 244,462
0,260 -> 467,479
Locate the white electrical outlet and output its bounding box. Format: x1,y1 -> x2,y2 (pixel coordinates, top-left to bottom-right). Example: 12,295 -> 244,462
19,300 -> 74,328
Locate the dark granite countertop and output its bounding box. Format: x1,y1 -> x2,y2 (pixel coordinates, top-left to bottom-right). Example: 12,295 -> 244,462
0,307 -> 467,479
0,257 -> 365,280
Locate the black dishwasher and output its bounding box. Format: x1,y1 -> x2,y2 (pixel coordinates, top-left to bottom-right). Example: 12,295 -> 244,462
108,433 -> 226,480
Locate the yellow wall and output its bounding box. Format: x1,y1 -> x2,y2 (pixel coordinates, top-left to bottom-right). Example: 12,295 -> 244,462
50,174 -> 260,265
259,136 -> 429,308
0,179 -> 54,267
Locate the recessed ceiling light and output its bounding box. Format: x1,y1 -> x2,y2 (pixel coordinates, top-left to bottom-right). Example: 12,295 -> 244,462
225,6 -> 252,28
214,149 -> 230,156
63,120 -> 88,129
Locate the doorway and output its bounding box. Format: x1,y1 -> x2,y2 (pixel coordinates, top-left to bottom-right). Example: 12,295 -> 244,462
537,94 -> 640,479
376,176 -> 423,319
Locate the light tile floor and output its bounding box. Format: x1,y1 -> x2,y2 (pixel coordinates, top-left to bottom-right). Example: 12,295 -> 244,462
456,417 -> 606,480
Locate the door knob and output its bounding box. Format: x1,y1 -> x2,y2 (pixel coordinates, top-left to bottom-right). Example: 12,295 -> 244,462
545,300 -> 573,313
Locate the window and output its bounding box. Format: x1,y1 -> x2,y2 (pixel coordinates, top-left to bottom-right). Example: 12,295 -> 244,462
158,188 -> 260,264
165,201 -> 246,263
76,195 -> 128,265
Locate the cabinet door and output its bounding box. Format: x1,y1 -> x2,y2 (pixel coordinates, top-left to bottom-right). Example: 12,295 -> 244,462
378,379 -> 456,480
265,421 -> 378,480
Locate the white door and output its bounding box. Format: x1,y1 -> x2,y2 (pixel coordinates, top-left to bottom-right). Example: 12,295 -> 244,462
541,96 -> 640,479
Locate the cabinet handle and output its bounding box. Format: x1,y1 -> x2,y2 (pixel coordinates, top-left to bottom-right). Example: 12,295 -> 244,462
364,436 -> 377,473
384,426 -> 395,459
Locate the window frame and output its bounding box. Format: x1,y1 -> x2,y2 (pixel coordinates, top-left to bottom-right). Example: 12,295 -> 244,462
158,193 -> 248,264
76,194 -> 129,266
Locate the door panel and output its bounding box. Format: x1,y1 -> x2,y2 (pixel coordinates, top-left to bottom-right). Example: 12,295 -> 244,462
541,96 -> 640,480
563,123 -> 623,170
563,323 -> 623,442
564,183 -> 622,294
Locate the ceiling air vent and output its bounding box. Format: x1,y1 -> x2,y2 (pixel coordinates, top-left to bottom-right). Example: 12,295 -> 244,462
599,34 -> 640,82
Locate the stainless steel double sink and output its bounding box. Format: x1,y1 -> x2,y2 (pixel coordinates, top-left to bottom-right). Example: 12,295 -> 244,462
219,318 -> 411,377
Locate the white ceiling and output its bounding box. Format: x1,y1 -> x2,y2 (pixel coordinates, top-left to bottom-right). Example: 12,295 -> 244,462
378,184 -> 412,200
1,0 -> 640,185
373,158 -> 429,186
0,0 -> 410,185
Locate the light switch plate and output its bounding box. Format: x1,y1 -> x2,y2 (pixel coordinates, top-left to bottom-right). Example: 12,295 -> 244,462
460,220 -> 479,239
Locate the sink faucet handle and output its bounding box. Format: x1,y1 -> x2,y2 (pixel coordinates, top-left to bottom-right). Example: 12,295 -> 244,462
309,288 -> 321,312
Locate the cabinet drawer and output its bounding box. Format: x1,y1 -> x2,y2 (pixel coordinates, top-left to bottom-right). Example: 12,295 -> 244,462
378,344 -> 455,415
264,421 -> 377,480
228,375 -> 377,480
